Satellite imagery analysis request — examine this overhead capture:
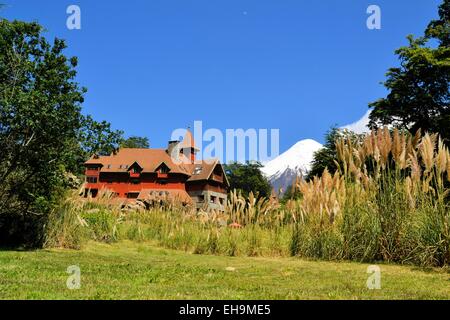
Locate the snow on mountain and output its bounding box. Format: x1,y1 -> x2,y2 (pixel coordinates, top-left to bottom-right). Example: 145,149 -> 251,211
341,110 -> 371,134
262,139 -> 323,194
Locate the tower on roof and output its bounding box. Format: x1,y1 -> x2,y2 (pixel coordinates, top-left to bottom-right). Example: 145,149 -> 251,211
179,128 -> 199,163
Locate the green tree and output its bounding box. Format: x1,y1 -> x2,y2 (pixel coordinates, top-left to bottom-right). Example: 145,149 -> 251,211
62,115 -> 123,176
281,183 -> 302,203
120,136 -> 150,149
306,127 -> 363,180
78,115 -> 123,157
369,0 -> 450,142
224,162 -> 271,199
0,20 -> 86,245
0,19 -> 121,246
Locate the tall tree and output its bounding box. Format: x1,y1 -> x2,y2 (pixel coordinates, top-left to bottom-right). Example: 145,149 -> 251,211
224,162 -> 271,199
369,0 -> 450,142
120,136 -> 150,149
78,115 -> 123,157
0,19 -> 122,245
0,20 -> 86,245
62,115 -> 124,176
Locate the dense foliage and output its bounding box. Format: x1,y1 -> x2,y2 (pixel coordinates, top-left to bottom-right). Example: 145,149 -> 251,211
0,20 -> 121,246
120,136 -> 150,149
224,162 -> 272,199
306,128 -> 363,180
369,0 -> 450,142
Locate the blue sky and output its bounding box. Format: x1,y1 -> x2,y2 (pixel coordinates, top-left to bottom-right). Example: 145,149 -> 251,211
1,0 -> 442,154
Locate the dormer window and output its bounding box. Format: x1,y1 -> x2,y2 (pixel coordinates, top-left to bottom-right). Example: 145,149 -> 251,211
159,166 -> 169,174
156,162 -> 170,174
193,166 -> 202,175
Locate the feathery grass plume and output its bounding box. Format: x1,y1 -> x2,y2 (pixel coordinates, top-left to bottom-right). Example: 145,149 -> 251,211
408,150 -> 422,184
447,148 -> 450,182
379,127 -> 392,169
392,129 -> 407,169
419,133 -> 436,174
435,138 -> 448,176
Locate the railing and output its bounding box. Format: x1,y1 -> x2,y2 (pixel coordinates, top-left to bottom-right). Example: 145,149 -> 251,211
85,169 -> 100,176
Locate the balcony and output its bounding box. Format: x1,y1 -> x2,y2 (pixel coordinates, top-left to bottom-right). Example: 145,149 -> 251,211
129,172 -> 141,178
157,173 -> 169,179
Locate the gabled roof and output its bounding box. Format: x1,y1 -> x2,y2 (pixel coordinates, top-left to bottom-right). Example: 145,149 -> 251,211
186,159 -> 230,187
127,161 -> 143,171
154,161 -> 171,172
84,146 -> 229,187
85,155 -> 107,165
84,148 -> 191,175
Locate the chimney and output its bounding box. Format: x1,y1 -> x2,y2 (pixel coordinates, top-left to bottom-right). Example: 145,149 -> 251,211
167,140 -> 180,159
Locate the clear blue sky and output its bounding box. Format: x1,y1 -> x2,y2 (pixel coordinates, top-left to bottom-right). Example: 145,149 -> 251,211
1,0 -> 442,153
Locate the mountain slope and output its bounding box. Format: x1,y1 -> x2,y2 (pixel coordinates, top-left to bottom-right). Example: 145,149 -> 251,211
262,139 -> 323,193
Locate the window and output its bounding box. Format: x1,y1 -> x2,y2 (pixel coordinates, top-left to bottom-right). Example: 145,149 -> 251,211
127,192 -> 139,199
219,198 -> 225,205
198,195 -> 205,203
107,164 -> 111,169
86,177 -> 98,183
193,166 -> 202,175
132,167 -> 140,174
210,196 -> 217,204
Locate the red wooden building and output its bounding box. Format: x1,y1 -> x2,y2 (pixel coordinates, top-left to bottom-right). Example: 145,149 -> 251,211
84,130 -> 229,211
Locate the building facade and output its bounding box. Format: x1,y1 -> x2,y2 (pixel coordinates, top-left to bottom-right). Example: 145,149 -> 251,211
84,130 -> 229,211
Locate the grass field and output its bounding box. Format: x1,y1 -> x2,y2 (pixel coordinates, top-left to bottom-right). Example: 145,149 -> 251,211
0,241 -> 449,300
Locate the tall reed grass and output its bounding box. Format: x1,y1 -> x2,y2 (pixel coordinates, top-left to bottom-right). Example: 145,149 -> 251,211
44,129 -> 450,267
291,128 -> 450,266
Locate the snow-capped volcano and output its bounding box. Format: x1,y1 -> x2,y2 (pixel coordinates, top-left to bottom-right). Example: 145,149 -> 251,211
262,139 -> 323,194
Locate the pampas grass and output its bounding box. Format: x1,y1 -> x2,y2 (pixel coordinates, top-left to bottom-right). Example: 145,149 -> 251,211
295,128 -> 450,266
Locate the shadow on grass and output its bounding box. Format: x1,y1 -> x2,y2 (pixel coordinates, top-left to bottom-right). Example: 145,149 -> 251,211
409,266 -> 450,274
0,245 -> 40,252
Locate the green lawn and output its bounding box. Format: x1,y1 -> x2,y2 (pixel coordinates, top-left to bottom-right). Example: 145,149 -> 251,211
0,241 -> 449,300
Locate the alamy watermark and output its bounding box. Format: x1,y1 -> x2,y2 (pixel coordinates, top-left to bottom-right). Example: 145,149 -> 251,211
66,5 -> 81,30
66,265 -> 81,290
367,5 -> 381,30
366,265 -> 381,290
170,121 -> 280,164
